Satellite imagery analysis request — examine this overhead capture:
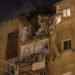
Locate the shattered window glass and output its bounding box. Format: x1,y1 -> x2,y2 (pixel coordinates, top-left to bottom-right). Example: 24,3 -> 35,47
56,16 -> 62,24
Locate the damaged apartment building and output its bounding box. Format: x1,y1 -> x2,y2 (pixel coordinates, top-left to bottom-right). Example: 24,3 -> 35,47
0,0 -> 75,75
0,6 -> 55,75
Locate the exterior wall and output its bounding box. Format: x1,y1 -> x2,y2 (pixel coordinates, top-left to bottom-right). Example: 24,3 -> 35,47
49,0 -> 75,75
0,18 -> 20,75
52,51 -> 75,75
0,15 -> 30,75
0,18 -> 19,60
52,0 -> 75,53
55,0 -> 75,51
56,18 -> 72,52
20,38 -> 49,61
70,0 -> 75,49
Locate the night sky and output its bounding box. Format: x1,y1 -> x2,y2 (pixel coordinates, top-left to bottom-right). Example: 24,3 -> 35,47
0,0 -> 61,22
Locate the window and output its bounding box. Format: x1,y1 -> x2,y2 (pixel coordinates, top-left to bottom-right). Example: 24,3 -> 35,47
67,8 -> 71,17
63,10 -> 67,17
64,40 -> 71,50
56,16 -> 62,24
22,48 -> 31,62
22,47 -> 35,63
63,8 -> 71,17
7,30 -> 19,59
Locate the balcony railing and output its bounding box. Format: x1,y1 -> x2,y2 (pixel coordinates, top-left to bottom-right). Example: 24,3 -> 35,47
0,59 -> 39,75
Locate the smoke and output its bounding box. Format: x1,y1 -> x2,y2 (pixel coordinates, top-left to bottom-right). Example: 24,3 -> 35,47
0,0 -> 36,21
43,0 -> 61,8
0,0 -> 61,22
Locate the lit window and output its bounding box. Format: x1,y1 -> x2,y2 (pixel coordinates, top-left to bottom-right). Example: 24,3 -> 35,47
63,10 -> 67,17
64,40 -> 71,50
67,8 -> 71,16
56,16 -> 62,24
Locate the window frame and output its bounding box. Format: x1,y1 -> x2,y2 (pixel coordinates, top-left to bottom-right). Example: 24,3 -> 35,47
63,9 -> 67,17
6,30 -> 19,59
63,8 -> 71,18
67,8 -> 71,17
62,39 -> 71,50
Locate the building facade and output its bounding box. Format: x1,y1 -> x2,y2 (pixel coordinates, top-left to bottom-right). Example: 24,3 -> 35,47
49,0 -> 75,75
0,0 -> 75,75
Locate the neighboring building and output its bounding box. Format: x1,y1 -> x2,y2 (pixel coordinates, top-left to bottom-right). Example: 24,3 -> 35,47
49,0 -> 75,75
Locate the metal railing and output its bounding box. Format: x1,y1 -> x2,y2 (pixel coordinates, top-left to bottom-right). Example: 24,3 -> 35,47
0,59 -> 39,75
0,59 -> 18,75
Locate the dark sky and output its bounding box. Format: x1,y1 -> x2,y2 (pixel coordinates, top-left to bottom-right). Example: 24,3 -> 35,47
0,0 -> 61,21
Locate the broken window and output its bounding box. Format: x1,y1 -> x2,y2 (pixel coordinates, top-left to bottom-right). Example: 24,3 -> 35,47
22,25 -> 31,42
64,40 -> 71,50
56,15 -> 62,24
